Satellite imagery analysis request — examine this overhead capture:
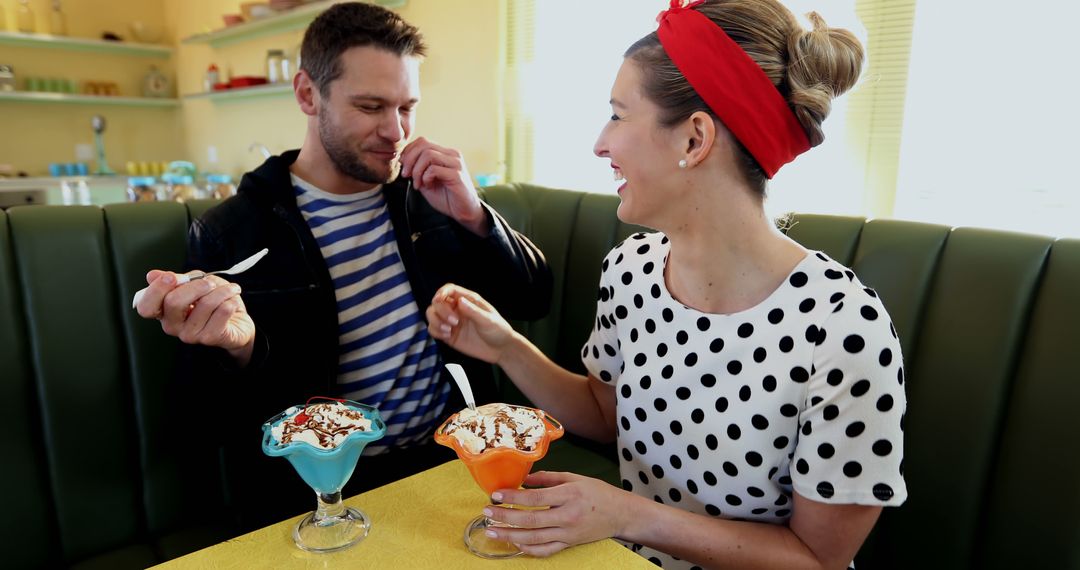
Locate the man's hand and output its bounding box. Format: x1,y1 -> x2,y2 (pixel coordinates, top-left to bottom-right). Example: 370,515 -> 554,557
135,270 -> 256,367
399,137 -> 489,236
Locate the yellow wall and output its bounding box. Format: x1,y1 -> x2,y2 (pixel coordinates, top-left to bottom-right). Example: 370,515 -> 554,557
1,0 -> 502,180
164,0 -> 503,179
0,0 -> 183,176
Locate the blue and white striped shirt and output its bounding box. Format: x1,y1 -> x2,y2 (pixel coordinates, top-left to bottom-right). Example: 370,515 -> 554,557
293,175 -> 449,454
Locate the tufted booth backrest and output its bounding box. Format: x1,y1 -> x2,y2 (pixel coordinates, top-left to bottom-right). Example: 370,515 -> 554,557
2,184 -> 1078,568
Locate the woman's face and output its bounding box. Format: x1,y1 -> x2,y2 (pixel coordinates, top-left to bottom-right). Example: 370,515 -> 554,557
594,59 -> 684,227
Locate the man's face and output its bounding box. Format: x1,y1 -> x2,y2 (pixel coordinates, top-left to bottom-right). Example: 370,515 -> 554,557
317,46 -> 421,184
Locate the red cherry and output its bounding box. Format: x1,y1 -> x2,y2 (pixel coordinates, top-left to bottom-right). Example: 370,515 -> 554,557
294,412 -> 309,425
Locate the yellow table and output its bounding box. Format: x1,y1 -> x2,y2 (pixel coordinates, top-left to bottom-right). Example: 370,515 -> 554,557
155,461 -> 656,569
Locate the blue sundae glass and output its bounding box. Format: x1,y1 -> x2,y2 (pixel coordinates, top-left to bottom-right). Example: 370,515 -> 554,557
262,399 -> 386,553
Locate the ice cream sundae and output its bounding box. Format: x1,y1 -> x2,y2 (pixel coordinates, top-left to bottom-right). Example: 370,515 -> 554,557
442,403 -> 547,455
270,401 -> 373,450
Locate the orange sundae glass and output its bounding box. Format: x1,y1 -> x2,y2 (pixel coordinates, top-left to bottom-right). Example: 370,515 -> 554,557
434,403 -> 564,558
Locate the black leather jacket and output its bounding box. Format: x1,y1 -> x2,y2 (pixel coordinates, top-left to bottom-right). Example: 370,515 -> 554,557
180,150 -> 552,425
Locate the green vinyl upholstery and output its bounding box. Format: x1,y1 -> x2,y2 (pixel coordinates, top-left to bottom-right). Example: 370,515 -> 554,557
2,184 -> 1079,568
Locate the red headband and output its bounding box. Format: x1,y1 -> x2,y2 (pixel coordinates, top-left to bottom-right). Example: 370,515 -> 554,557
656,0 -> 810,178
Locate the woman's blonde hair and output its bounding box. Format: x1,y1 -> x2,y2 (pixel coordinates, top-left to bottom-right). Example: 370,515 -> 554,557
626,0 -> 864,194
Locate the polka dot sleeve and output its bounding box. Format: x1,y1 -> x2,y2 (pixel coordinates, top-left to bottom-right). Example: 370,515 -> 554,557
581,249 -> 624,385
790,284 -> 908,506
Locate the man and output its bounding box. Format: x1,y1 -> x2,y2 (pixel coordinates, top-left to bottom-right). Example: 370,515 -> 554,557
136,2 -> 551,529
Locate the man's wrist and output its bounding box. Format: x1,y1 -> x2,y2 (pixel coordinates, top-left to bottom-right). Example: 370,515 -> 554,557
226,338 -> 255,368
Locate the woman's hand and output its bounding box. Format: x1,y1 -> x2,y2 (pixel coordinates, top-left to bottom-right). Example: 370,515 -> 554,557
427,283 -> 517,364
482,471 -> 634,557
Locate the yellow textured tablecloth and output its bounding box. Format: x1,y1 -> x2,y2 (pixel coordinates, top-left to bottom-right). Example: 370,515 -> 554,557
155,460 -> 655,569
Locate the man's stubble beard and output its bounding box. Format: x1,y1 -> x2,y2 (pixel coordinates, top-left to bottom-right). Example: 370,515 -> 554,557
318,108 -> 401,185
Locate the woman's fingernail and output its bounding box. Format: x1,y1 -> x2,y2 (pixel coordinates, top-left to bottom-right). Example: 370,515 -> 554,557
163,274 -> 174,285
440,324 -> 452,335
482,508 -> 493,517
447,314 -> 460,326
491,492 -> 503,502
485,530 -> 498,538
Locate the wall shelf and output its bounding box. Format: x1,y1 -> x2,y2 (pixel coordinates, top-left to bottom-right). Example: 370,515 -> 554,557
180,0 -> 406,48
0,30 -> 172,58
0,91 -> 179,107
182,83 -> 292,103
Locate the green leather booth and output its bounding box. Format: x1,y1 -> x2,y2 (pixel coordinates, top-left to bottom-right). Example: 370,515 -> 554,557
3,183 -> 1078,568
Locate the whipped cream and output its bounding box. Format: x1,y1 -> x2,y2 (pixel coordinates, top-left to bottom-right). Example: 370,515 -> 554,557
445,403 -> 546,454
270,402 -> 372,450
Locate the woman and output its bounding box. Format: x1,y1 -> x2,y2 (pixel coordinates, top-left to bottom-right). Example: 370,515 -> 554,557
427,1 -> 905,567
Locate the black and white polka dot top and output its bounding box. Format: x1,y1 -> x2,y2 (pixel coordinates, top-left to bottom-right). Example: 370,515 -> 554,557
582,232 -> 907,569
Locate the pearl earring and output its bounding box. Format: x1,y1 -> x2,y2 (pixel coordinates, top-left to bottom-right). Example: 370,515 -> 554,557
678,159 -> 688,169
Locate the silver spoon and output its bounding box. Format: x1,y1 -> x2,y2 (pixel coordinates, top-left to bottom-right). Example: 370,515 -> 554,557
131,248 -> 269,309
444,363 -> 477,411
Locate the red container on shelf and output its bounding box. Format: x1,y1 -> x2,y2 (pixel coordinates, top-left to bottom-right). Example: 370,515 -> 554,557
229,76 -> 269,88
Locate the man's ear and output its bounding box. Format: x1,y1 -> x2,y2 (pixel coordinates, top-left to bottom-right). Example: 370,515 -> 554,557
682,110 -> 717,168
294,70 -> 320,117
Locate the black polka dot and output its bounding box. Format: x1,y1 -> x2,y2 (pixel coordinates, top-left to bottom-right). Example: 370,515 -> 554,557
825,269 -> 844,280
633,294 -> 644,309
851,379 -> 871,397
801,421 -> 813,436
751,507 -> 768,515
615,253 -> 624,264
620,384 -> 631,398
710,338 -> 724,353
661,365 -> 674,379
723,461 -> 739,477
789,272 -> 808,287
676,330 -> 689,345
780,404 -> 798,417
744,486 -> 764,499
705,504 -> 721,516
599,370 -> 612,382
773,436 -> 789,449
738,323 -> 754,338
691,408 -> 705,423
662,308 -> 674,322
687,444 -> 700,460
651,464 -> 665,478
844,461 -> 863,477
684,353 -> 699,367
726,494 -> 742,506
669,488 -> 682,502
622,448 -> 632,461
645,319 -> 656,333
667,420 -> 683,436
675,387 -> 691,400
817,481 -> 835,499
727,424 -> 742,440
779,336 -> 794,352
751,414 -> 769,430
796,459 -> 810,475
775,508 -> 791,517
799,298 -> 816,313
650,284 -> 661,299
844,334 -> 866,353
753,347 -> 767,363
634,353 -> 647,367
873,483 -> 895,501
861,305 -> 879,320
622,479 -> 633,491
615,305 -> 628,320
898,367 -> 905,385
653,398 -> 667,412
701,374 -> 717,388
739,385 -> 751,402
702,470 -> 718,486
768,308 -> 785,324
745,451 -> 763,466
656,343 -> 668,357
620,417 -> 630,431
686,480 -> 698,494
635,407 -> 648,421
642,262 -> 654,275
877,394 -> 894,411
727,360 -> 743,375
639,471 -> 649,484
830,292 -> 846,303
639,375 -> 652,389
846,421 -> 866,437
789,367 -> 809,383
648,557 -> 662,565
706,434 -> 719,450
697,317 -> 711,331
762,375 -> 777,392
827,369 -> 843,386
805,325 -> 819,343
811,396 -> 823,406
670,454 -> 683,469
600,314 -> 610,329
873,439 -> 893,456
879,348 -> 893,367
637,243 -> 651,255
715,397 -> 729,413
818,443 -> 835,459
629,329 -> 639,342
823,404 -> 839,421
635,440 -> 647,454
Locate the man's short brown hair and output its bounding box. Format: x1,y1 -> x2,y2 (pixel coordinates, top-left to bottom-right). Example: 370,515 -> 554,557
301,2 -> 427,97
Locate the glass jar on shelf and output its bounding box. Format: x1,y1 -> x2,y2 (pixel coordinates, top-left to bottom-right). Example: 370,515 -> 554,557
126,176 -> 158,202
266,49 -> 287,84
204,174 -> 236,200
165,174 -> 206,203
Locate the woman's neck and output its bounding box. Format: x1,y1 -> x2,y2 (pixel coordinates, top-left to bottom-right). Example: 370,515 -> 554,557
661,179 -> 805,315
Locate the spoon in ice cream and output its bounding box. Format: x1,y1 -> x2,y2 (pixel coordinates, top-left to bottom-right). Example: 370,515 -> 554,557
131,248 -> 269,309
445,363 -> 477,411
